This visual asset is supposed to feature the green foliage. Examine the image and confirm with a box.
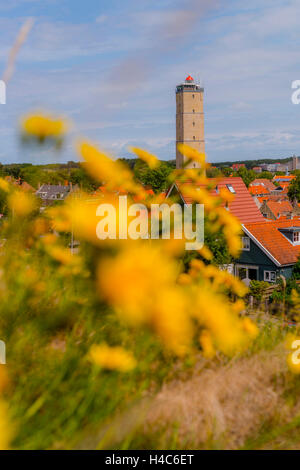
[206,167,222,178]
[288,175,300,202]
[259,172,273,180]
[249,280,269,300]
[134,161,173,193]
[220,167,232,177]
[292,256,300,280]
[237,167,256,187]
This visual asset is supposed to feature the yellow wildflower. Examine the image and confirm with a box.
[242,317,259,339]
[199,330,215,359]
[198,245,213,261]
[0,366,9,394]
[0,178,9,193]
[97,243,178,325]
[8,191,36,217]
[88,344,136,372]
[21,113,67,140]
[130,147,160,169]
[177,144,206,169]
[0,400,14,450]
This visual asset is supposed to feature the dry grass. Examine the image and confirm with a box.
[144,345,289,449]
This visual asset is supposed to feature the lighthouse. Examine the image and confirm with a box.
[176,76,205,169]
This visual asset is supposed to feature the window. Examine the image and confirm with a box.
[242,237,250,251]
[235,265,258,281]
[193,136,195,140]
[193,122,195,126]
[226,184,236,194]
[264,271,276,283]
[192,94,195,98]
[193,109,195,113]
[293,232,300,243]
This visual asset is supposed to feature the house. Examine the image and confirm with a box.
[249,179,276,192]
[4,176,35,192]
[236,219,300,283]
[273,175,295,185]
[36,183,77,206]
[232,163,245,171]
[166,176,265,224]
[260,199,298,220]
[252,166,262,173]
[249,185,270,197]
[260,163,278,172]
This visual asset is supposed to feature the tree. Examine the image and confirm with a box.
[220,167,232,177]
[237,167,256,187]
[259,171,273,180]
[288,175,300,202]
[134,161,173,193]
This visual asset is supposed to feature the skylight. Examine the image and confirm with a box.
[226,184,236,194]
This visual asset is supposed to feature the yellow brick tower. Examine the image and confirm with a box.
[176,75,205,169]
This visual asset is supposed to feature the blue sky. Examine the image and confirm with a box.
[0,0,300,164]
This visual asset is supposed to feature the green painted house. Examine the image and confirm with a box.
[234,219,300,284]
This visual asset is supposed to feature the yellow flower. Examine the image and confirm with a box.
[97,244,177,323]
[0,400,14,450]
[151,288,192,356]
[8,191,36,217]
[46,245,82,273]
[0,366,9,394]
[177,144,206,169]
[287,351,300,375]
[198,245,213,261]
[0,178,10,193]
[88,344,136,372]
[130,147,160,169]
[242,317,259,339]
[199,330,215,359]
[219,187,235,204]
[285,333,299,350]
[21,113,67,139]
[191,287,256,356]
[78,142,144,198]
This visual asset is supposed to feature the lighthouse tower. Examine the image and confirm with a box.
[176,76,205,169]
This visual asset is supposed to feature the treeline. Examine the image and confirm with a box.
[0,158,176,193]
[212,156,294,169]
[0,161,100,191]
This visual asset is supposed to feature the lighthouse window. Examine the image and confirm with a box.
[193,136,195,140]
[192,94,195,98]
[193,109,195,113]
[193,122,195,126]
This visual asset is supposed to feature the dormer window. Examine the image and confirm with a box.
[293,231,300,243]
[278,227,300,245]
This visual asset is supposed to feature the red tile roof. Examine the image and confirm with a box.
[257,194,289,205]
[232,163,245,170]
[265,200,293,218]
[273,175,296,182]
[249,185,270,196]
[170,177,265,224]
[250,179,276,191]
[243,218,300,266]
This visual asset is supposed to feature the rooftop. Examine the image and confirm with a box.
[243,218,300,266]
[168,176,265,224]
